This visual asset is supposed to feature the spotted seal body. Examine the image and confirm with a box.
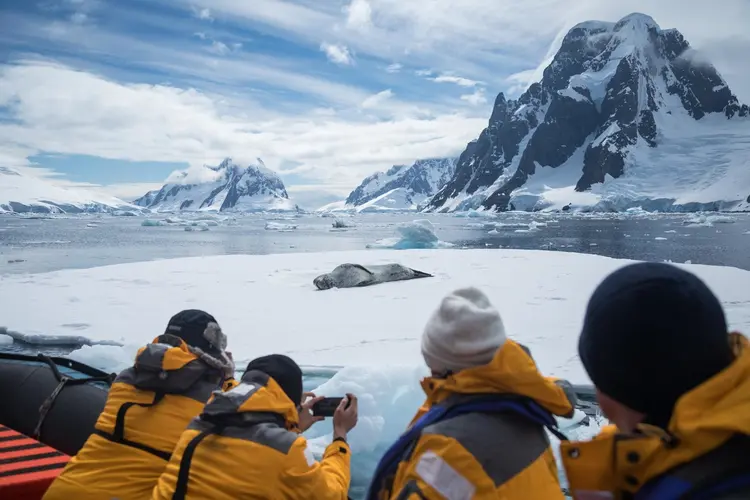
[313,263,432,290]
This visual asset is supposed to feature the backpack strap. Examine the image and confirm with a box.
[94,391,169,460]
[365,395,566,500]
[636,434,750,500]
[172,426,222,500]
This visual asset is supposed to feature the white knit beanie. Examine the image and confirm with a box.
[421,287,507,374]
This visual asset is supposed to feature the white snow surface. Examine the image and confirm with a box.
[2,249,748,379]
[2,248,748,488]
[0,167,134,213]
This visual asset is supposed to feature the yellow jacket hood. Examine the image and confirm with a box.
[202,369,300,428]
[562,332,750,498]
[412,339,574,424]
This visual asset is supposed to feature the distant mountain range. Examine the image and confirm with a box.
[0,167,139,215]
[134,158,299,213]
[318,158,457,213]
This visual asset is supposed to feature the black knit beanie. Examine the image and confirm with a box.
[244,355,303,406]
[578,262,732,429]
[164,309,223,357]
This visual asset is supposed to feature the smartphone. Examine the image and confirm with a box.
[311,397,347,417]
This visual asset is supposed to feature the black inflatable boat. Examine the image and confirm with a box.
[0,352,114,456]
[0,351,602,460]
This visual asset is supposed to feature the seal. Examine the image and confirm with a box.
[313,263,433,290]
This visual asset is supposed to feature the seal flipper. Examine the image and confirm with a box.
[409,268,432,279]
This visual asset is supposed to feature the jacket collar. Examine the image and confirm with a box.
[411,339,573,425]
[562,333,750,498]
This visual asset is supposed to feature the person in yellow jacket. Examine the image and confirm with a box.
[562,262,750,500]
[368,287,577,500]
[43,309,236,500]
[151,353,359,500]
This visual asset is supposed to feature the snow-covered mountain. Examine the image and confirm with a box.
[321,158,456,212]
[427,13,750,213]
[0,166,138,214]
[135,158,298,212]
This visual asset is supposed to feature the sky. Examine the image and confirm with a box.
[1,0,749,210]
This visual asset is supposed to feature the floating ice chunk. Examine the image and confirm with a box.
[141,219,166,227]
[68,344,141,374]
[265,222,298,231]
[305,365,427,485]
[683,214,735,228]
[367,219,452,249]
[514,221,544,233]
[655,237,668,241]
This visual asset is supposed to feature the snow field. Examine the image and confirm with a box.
[2,249,749,490]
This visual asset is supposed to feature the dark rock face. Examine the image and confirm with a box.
[346,158,456,207]
[135,158,292,212]
[427,13,748,212]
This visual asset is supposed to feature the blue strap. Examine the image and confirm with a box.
[636,471,750,500]
[365,397,563,500]
[635,475,693,500]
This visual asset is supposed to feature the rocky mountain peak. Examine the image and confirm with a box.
[427,12,749,213]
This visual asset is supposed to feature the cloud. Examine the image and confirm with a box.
[286,184,350,210]
[195,0,750,104]
[96,182,165,201]
[320,42,354,65]
[0,61,485,197]
[192,7,212,21]
[345,0,373,31]
[460,88,487,106]
[207,40,230,55]
[361,89,393,109]
[385,63,402,73]
[504,68,537,96]
[431,74,482,87]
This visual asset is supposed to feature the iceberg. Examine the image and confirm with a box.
[141,219,166,227]
[265,221,298,231]
[367,219,453,249]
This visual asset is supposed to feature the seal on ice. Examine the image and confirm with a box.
[313,263,432,290]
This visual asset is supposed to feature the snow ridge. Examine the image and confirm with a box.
[426,12,750,213]
[336,157,457,212]
[135,158,298,213]
[0,167,138,214]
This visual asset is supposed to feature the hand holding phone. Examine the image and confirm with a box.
[311,397,348,417]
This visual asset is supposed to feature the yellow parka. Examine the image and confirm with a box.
[562,332,750,500]
[151,368,351,500]
[43,334,232,500]
[378,339,575,499]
